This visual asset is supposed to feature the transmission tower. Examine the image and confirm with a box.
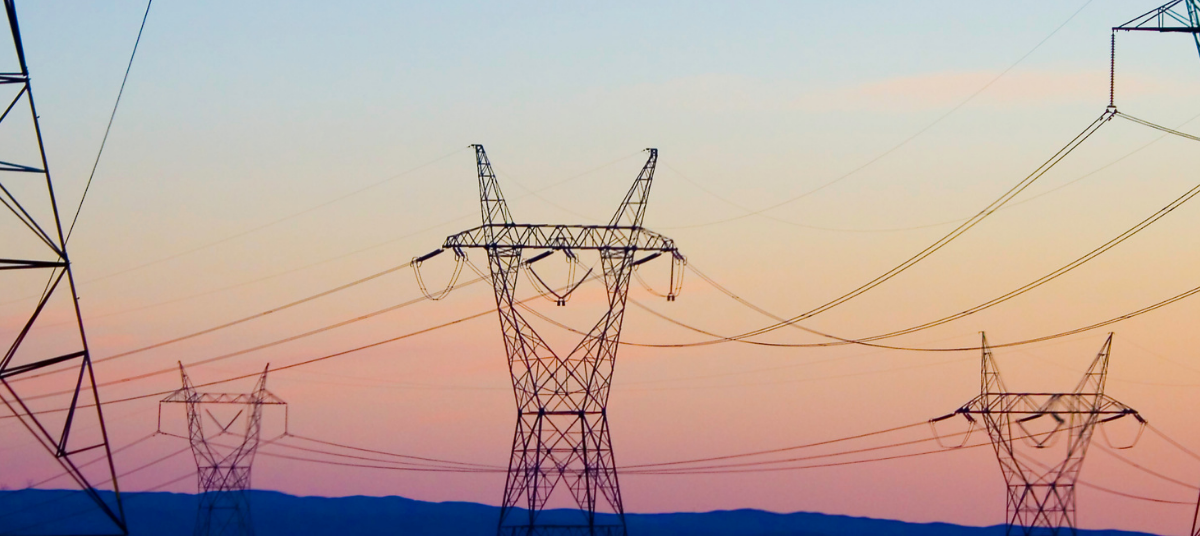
[159,364,287,536]
[424,145,683,535]
[931,334,1144,536]
[0,1,127,533]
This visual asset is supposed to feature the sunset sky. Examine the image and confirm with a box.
[4,1,1200,534]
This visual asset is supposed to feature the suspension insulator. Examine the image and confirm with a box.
[525,250,555,265]
[413,248,445,265]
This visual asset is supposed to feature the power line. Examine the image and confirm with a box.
[282,433,502,469]
[65,0,153,244]
[641,111,1115,346]
[1147,424,1200,464]
[620,422,926,469]
[0,297,499,419]
[1094,443,1198,490]
[611,261,1200,352]
[1118,111,1200,142]
[2,263,600,419]
[625,442,987,476]
[11,260,419,384]
[261,441,497,471]
[252,448,500,474]
[21,277,485,403]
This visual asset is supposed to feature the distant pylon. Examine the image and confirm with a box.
[160,364,287,536]
[0,1,126,533]
[425,145,684,535]
[931,334,1145,536]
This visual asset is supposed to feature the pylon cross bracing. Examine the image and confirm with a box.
[160,364,287,536]
[932,334,1144,536]
[0,1,126,533]
[435,145,683,536]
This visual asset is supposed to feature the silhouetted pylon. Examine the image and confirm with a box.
[160,364,287,536]
[932,333,1145,535]
[423,145,684,535]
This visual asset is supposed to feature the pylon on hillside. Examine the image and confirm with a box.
[422,145,684,535]
[160,364,287,536]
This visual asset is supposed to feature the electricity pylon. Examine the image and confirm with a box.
[931,334,1144,536]
[0,1,126,533]
[160,364,287,536]
[431,145,683,535]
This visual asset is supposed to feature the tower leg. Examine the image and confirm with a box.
[195,466,254,536]
[1006,482,1076,536]
[498,411,627,536]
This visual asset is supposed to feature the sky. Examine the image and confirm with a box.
[4,0,1200,534]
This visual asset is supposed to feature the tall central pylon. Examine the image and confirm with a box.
[931,334,1144,535]
[435,145,683,535]
[160,364,287,536]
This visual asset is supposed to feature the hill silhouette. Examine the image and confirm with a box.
[0,490,1162,536]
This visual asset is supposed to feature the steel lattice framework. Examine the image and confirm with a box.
[0,1,126,533]
[160,364,286,536]
[434,145,682,536]
[932,334,1144,536]
[1114,0,1200,60]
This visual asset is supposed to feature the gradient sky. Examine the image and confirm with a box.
[4,1,1200,534]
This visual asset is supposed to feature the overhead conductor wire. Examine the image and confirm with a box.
[65,0,153,243]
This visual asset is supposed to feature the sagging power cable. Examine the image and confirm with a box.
[66,0,153,244]
[283,432,501,470]
[412,249,464,300]
[1117,111,1200,142]
[534,259,1200,352]
[13,260,421,384]
[19,276,486,403]
[651,111,1115,345]
[2,267,589,419]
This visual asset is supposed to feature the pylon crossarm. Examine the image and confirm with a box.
[159,388,194,404]
[1113,0,1200,65]
[161,392,286,405]
[1115,0,1200,31]
[444,224,679,253]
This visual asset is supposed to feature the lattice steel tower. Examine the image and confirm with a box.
[430,145,683,535]
[160,364,286,536]
[0,1,126,533]
[932,334,1144,535]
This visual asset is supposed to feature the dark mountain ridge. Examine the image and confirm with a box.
[0,490,1161,536]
